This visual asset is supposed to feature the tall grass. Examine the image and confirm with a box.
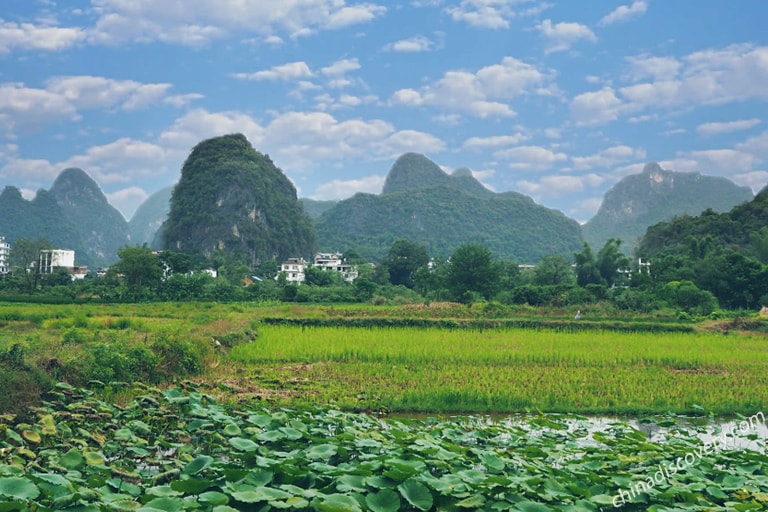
[231,325,768,414]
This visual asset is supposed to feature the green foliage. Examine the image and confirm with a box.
[316,181,583,263]
[533,255,575,287]
[445,243,503,302]
[4,385,768,511]
[162,133,316,268]
[383,239,429,288]
[584,163,753,254]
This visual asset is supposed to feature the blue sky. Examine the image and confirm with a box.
[1,1,767,223]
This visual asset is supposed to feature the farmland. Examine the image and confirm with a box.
[1,301,768,510]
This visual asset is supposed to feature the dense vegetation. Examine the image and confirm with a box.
[316,189,582,262]
[162,134,316,268]
[583,163,753,253]
[2,383,767,511]
[0,169,131,268]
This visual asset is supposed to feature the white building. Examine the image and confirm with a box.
[313,252,358,282]
[0,237,9,274]
[278,257,308,283]
[39,249,75,274]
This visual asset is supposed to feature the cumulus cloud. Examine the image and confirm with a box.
[391,56,550,118]
[312,175,385,200]
[697,119,761,136]
[107,186,150,220]
[569,87,624,125]
[0,76,185,134]
[494,145,568,170]
[0,20,85,53]
[87,0,387,46]
[445,0,522,29]
[537,19,596,53]
[572,145,646,170]
[232,61,314,81]
[321,58,361,76]
[384,35,434,52]
[598,1,648,26]
[462,134,528,149]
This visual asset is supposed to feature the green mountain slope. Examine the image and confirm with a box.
[129,186,173,247]
[0,169,131,267]
[161,134,316,266]
[316,155,582,262]
[49,168,132,266]
[583,163,753,252]
[638,185,768,258]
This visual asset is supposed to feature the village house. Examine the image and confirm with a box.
[277,252,359,284]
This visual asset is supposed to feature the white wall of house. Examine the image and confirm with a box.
[0,237,9,274]
[39,249,75,274]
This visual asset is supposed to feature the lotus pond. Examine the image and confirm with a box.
[1,383,768,511]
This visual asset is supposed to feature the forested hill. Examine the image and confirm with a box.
[0,168,131,267]
[161,133,316,266]
[129,186,172,247]
[638,185,768,259]
[583,163,753,252]
[49,168,132,266]
[316,154,582,262]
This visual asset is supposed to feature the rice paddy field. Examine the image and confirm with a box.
[227,324,768,415]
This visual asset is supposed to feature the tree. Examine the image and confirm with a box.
[533,255,574,286]
[383,239,429,288]
[573,242,602,287]
[112,245,163,300]
[596,238,630,287]
[749,227,768,264]
[445,243,503,302]
[157,251,191,276]
[9,237,53,293]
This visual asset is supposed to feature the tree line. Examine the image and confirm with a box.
[3,234,765,316]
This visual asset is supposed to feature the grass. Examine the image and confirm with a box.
[0,301,766,415]
[227,324,768,415]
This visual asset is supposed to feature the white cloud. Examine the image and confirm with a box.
[734,171,768,192]
[598,1,648,26]
[625,55,681,81]
[0,20,85,53]
[537,19,596,53]
[107,186,149,220]
[46,76,172,111]
[517,173,603,199]
[569,87,623,125]
[321,58,361,76]
[688,149,755,173]
[391,56,550,118]
[494,145,567,170]
[384,35,434,52]
[87,0,387,46]
[312,175,385,200]
[697,119,761,136]
[445,0,522,29]
[462,134,527,149]
[572,145,646,170]
[232,61,314,81]
[325,4,386,29]
[619,44,768,111]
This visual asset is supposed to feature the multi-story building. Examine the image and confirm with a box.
[278,257,308,283]
[313,252,358,282]
[39,249,75,274]
[0,237,9,275]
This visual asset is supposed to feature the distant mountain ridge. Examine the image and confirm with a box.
[583,163,753,253]
[129,186,173,247]
[0,168,131,267]
[315,153,582,261]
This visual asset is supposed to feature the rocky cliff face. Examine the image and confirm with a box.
[583,162,753,252]
[161,134,316,266]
